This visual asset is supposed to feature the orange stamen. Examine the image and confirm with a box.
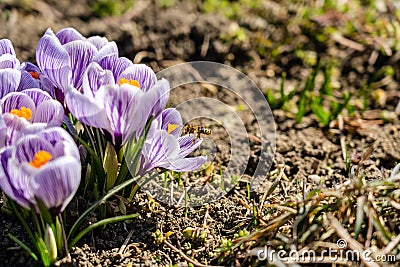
[29,71,39,79]
[29,150,52,168]
[10,107,33,120]
[118,78,140,88]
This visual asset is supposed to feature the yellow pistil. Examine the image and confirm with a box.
[29,150,52,168]
[118,78,140,88]
[10,107,33,120]
[167,123,179,134]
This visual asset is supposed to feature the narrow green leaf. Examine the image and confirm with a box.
[67,175,139,242]
[311,100,330,126]
[70,213,139,247]
[55,216,64,251]
[35,234,51,267]
[8,233,38,261]
[9,200,38,252]
[104,142,119,190]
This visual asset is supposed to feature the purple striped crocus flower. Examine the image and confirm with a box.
[0,127,81,214]
[139,108,207,175]
[1,88,64,126]
[36,28,116,94]
[64,61,169,147]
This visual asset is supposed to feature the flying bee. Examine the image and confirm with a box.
[182,125,212,141]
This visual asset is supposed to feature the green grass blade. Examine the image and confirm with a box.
[70,213,139,247]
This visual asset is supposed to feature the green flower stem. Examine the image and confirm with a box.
[70,213,139,247]
[58,214,71,260]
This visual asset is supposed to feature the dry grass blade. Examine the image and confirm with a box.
[327,213,380,267]
[382,233,400,255]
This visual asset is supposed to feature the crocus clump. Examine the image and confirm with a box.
[37,28,170,147]
[0,26,209,265]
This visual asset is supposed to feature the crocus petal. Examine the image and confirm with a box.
[95,83,145,145]
[0,39,16,56]
[142,78,170,119]
[159,156,207,172]
[160,108,183,137]
[1,92,36,117]
[0,68,21,98]
[87,36,109,51]
[15,135,55,163]
[53,140,79,158]
[64,41,97,89]
[92,41,119,63]
[31,156,81,212]
[3,112,31,132]
[34,100,64,126]
[56,27,85,44]
[22,88,52,106]
[177,135,203,157]
[65,86,111,131]
[0,150,32,210]
[21,62,41,73]
[36,29,71,92]
[0,111,6,148]
[18,71,41,91]
[145,130,180,164]
[97,56,133,82]
[119,64,157,92]
[36,127,79,159]
[0,53,20,69]
[82,62,114,98]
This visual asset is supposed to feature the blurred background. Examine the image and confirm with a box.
[1,0,400,123]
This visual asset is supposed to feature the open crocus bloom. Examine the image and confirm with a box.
[0,127,81,214]
[1,89,64,126]
[139,108,207,175]
[64,61,169,147]
[36,28,116,93]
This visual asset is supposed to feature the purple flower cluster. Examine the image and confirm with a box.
[0,27,206,213]
[0,39,79,213]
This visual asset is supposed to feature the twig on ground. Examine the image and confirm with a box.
[382,233,400,255]
[117,230,134,256]
[163,239,221,267]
